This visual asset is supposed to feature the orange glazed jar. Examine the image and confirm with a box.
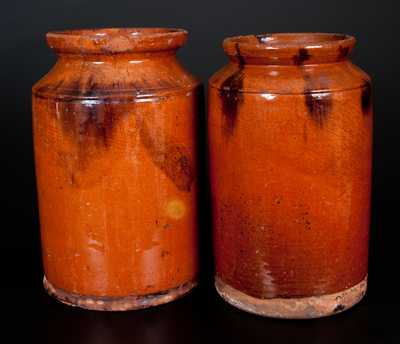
[208,33,372,318]
[32,28,199,310]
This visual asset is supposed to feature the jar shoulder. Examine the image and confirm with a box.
[209,61,371,94]
[33,56,200,100]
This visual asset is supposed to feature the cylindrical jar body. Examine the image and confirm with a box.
[32,28,199,310]
[208,33,372,319]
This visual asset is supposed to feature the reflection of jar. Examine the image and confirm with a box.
[32,28,199,310]
[208,33,372,318]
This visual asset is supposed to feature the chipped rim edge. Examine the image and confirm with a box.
[215,275,367,319]
[44,276,197,311]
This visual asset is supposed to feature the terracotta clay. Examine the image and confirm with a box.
[32,28,200,310]
[208,33,372,319]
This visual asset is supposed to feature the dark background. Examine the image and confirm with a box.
[1,0,399,343]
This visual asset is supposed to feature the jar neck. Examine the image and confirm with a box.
[224,33,356,66]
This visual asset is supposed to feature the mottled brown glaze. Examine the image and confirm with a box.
[219,43,245,136]
[208,33,372,318]
[32,28,200,310]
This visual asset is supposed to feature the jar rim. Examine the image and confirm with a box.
[47,28,188,55]
[223,33,356,65]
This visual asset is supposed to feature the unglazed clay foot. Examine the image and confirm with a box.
[44,276,196,311]
[215,276,367,319]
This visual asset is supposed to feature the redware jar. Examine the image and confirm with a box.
[208,33,372,319]
[32,28,200,311]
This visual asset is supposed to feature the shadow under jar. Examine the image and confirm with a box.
[208,33,372,319]
[32,28,200,311]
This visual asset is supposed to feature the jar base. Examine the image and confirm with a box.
[44,276,197,311]
[215,275,367,319]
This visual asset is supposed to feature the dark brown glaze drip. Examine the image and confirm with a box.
[303,73,332,127]
[59,100,118,151]
[53,78,196,191]
[49,77,125,188]
[338,46,350,60]
[293,48,311,65]
[219,43,244,136]
[138,117,194,192]
[304,91,332,127]
[55,100,121,188]
[361,80,372,116]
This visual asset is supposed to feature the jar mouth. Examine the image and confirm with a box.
[47,28,188,55]
[223,33,356,65]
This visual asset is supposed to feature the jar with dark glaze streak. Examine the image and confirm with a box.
[208,33,372,319]
[32,28,200,311]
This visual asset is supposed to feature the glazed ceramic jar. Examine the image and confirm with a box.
[32,28,200,310]
[208,33,372,318]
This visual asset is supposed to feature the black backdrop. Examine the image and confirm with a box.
[1,1,399,343]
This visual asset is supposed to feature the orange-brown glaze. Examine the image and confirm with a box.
[209,33,372,300]
[32,28,199,303]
